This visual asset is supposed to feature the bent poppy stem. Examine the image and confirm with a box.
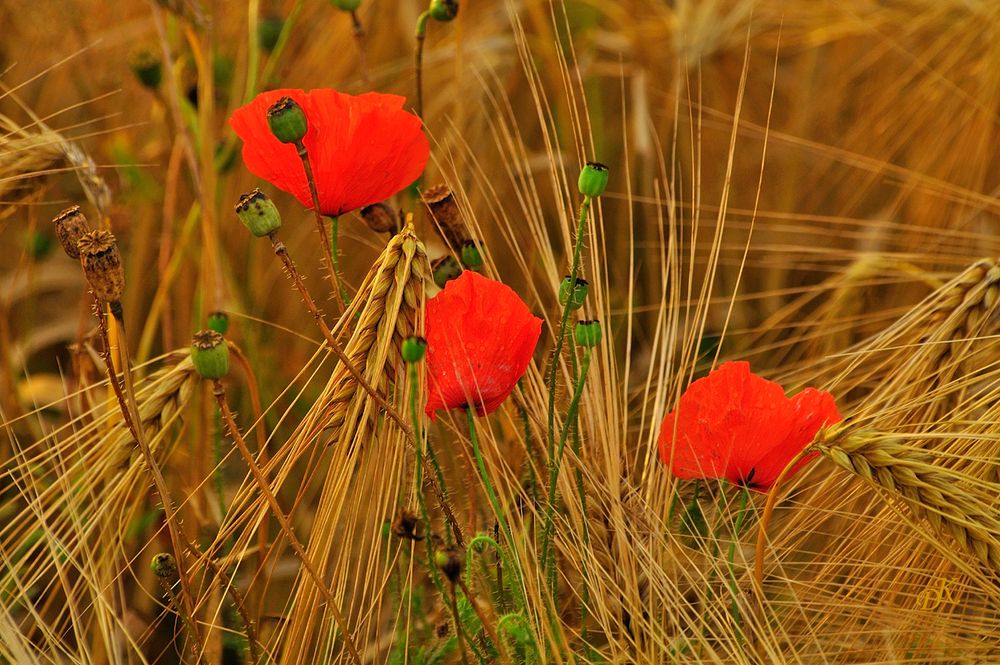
[266,232,409,432]
[212,380,363,664]
[540,345,593,592]
[328,215,352,308]
[466,407,525,607]
[725,486,752,638]
[414,11,430,117]
[293,140,345,313]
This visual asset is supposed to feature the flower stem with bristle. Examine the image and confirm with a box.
[328,215,352,307]
[293,140,345,312]
[212,379,363,664]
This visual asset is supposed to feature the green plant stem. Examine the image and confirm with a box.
[293,140,344,312]
[407,361,445,595]
[540,345,593,591]
[328,215,351,308]
[414,11,430,117]
[726,486,752,635]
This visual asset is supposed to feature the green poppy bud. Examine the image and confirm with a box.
[150,552,178,579]
[235,188,282,237]
[432,255,462,289]
[257,15,284,53]
[460,240,483,268]
[402,336,427,363]
[266,96,308,144]
[559,276,588,310]
[207,310,229,334]
[130,50,162,90]
[191,330,229,380]
[574,319,602,348]
[331,0,362,10]
[434,545,462,583]
[428,0,458,21]
[577,161,609,198]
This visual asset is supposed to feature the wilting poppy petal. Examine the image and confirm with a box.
[228,88,429,217]
[657,361,841,491]
[425,271,543,421]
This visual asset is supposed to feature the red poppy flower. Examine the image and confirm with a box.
[657,361,841,491]
[228,88,429,216]
[425,271,543,421]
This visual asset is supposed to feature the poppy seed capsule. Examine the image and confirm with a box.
[391,508,422,541]
[266,96,308,144]
[360,202,399,234]
[235,189,282,237]
[434,545,463,583]
[429,0,458,21]
[402,336,427,363]
[78,230,125,303]
[150,553,178,579]
[207,311,229,334]
[575,319,602,348]
[432,255,462,289]
[460,240,484,268]
[331,0,362,9]
[578,161,609,198]
[559,276,589,310]
[130,50,162,89]
[53,205,91,259]
[191,330,229,380]
[422,184,464,248]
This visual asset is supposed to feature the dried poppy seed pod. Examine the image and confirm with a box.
[559,276,589,310]
[53,205,91,259]
[331,0,361,9]
[266,96,308,144]
[402,336,427,363]
[429,0,458,21]
[391,508,423,541]
[130,50,162,90]
[207,311,229,334]
[434,545,463,583]
[460,240,483,269]
[235,189,282,237]
[361,202,399,234]
[578,161,609,198]
[78,230,125,303]
[191,330,229,380]
[422,184,464,248]
[150,552,178,579]
[432,255,462,289]
[574,319,602,348]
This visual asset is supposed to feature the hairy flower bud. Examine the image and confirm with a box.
[559,276,589,310]
[429,0,458,21]
[150,552,178,579]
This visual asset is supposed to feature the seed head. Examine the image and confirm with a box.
[53,205,91,259]
[460,240,484,269]
[360,202,399,234]
[432,255,462,289]
[575,319,602,348]
[559,276,589,310]
[266,96,308,144]
[402,336,428,363]
[78,230,125,303]
[578,161,609,198]
[235,188,282,237]
[422,184,464,248]
[429,0,458,22]
[191,330,230,380]
[150,552,178,579]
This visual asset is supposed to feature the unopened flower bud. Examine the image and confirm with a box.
[53,205,91,259]
[460,240,483,268]
[361,202,399,234]
[257,15,284,52]
[434,545,463,583]
[331,0,362,10]
[559,276,588,310]
[266,96,308,144]
[78,230,125,303]
[429,0,458,21]
[191,330,229,380]
[574,319,602,348]
[432,255,462,289]
[391,508,422,541]
[577,161,609,198]
[422,184,464,248]
[235,188,282,237]
[151,552,178,579]
[402,336,427,363]
[207,311,229,334]
[130,50,162,90]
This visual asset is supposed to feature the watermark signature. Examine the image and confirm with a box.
[916,577,959,610]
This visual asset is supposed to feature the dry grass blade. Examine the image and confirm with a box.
[814,424,1000,571]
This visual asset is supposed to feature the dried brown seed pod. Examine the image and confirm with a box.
[52,206,91,259]
[421,184,465,248]
[78,230,125,303]
[391,508,423,541]
[361,202,400,234]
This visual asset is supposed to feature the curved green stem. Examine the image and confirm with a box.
[540,346,593,589]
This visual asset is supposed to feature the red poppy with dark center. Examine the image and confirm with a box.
[657,361,841,491]
[425,271,543,420]
[229,88,429,216]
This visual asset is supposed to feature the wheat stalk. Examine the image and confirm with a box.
[814,424,1000,570]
